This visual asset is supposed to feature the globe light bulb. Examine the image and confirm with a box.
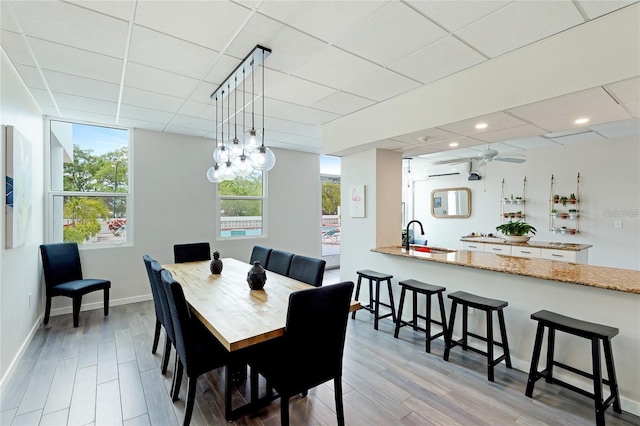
[229,137,243,158]
[231,155,254,178]
[249,146,276,171]
[206,165,224,183]
[243,129,260,151]
[213,145,230,164]
[222,161,236,180]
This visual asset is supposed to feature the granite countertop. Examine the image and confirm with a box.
[460,236,592,251]
[372,246,640,294]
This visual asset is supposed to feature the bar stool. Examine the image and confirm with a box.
[443,291,512,382]
[351,270,396,330]
[393,279,447,353]
[525,310,621,426]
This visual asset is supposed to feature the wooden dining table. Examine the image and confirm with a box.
[161,257,360,420]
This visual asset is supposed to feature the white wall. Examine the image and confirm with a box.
[410,136,639,270]
[0,50,45,386]
[53,129,323,316]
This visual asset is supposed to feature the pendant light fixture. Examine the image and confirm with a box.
[207,45,274,184]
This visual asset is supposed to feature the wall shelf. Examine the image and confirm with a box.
[549,173,581,234]
[501,177,526,222]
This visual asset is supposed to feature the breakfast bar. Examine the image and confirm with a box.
[366,246,640,415]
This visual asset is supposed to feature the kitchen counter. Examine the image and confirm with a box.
[372,246,640,294]
[460,236,592,251]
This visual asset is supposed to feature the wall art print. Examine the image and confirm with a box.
[349,185,365,218]
[4,125,32,248]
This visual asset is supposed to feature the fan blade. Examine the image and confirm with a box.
[476,158,488,167]
[494,156,526,163]
[428,158,472,166]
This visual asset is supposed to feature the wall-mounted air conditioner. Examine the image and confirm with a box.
[426,161,470,178]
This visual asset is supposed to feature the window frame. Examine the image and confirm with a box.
[216,172,268,240]
[45,117,133,249]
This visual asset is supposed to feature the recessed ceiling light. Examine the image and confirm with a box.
[575,118,590,124]
[475,123,488,129]
[418,136,431,143]
[449,142,459,147]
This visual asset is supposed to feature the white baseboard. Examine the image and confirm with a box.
[48,293,152,317]
[0,312,43,396]
[0,294,152,396]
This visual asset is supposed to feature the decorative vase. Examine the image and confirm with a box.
[210,251,223,274]
[247,261,267,290]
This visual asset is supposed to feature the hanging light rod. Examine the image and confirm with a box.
[210,45,271,101]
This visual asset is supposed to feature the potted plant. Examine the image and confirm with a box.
[559,196,568,207]
[569,228,577,235]
[516,211,522,218]
[551,208,558,218]
[569,193,577,204]
[553,194,560,204]
[559,212,569,219]
[509,212,516,218]
[495,220,537,243]
[503,212,509,218]
[552,227,560,234]
[515,196,523,205]
[568,209,578,220]
[560,226,568,234]
[504,197,509,203]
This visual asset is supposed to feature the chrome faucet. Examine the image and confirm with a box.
[405,220,425,251]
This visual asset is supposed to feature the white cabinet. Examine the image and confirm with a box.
[511,246,542,258]
[462,242,485,252]
[541,249,579,263]
[484,244,512,255]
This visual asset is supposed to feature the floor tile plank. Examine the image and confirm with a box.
[43,356,78,414]
[95,380,122,426]
[68,365,97,426]
[118,360,147,421]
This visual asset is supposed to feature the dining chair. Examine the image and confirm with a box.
[265,249,294,276]
[151,260,175,375]
[249,281,354,426]
[160,269,229,426]
[142,255,165,354]
[250,245,272,267]
[39,242,110,327]
[173,242,211,263]
[288,255,326,287]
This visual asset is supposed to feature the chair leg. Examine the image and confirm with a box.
[152,320,161,354]
[351,275,362,320]
[462,305,469,351]
[437,292,448,345]
[72,296,82,328]
[386,279,397,323]
[545,328,556,383]
[592,338,605,426]
[497,309,512,368]
[172,359,183,401]
[225,365,233,421]
[44,296,52,325]
[426,293,432,353]
[373,279,380,330]
[602,337,622,413]
[250,366,259,416]
[526,322,545,398]
[183,377,197,426]
[103,288,109,316]
[280,395,290,426]
[394,287,406,338]
[335,377,345,426]
[161,333,172,374]
[444,302,457,361]
[486,310,495,382]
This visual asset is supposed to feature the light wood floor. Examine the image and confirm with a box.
[2,286,639,425]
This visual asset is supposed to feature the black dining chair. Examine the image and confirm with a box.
[151,260,175,375]
[142,255,165,354]
[250,245,272,267]
[39,242,110,328]
[173,242,211,263]
[288,255,326,287]
[160,269,229,426]
[249,281,354,426]
[265,249,294,276]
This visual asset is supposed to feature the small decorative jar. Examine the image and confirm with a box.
[210,251,223,274]
[247,261,267,290]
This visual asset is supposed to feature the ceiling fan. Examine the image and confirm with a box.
[476,148,526,167]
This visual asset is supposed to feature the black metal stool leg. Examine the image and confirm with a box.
[412,290,418,331]
[486,310,495,382]
[602,337,622,413]
[498,309,512,368]
[526,322,545,397]
[545,328,556,383]
[592,338,605,426]
[394,287,406,338]
[437,292,448,346]
[443,302,457,361]
[386,278,397,323]
[462,305,469,350]
[352,275,362,320]
[373,279,380,330]
[425,293,432,353]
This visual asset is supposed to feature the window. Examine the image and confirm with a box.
[48,120,130,246]
[217,170,265,238]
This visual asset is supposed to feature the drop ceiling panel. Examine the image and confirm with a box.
[176,100,216,121]
[119,104,175,124]
[402,136,484,157]
[468,142,525,154]
[169,115,214,132]
[118,117,165,132]
[264,117,321,139]
[128,26,219,79]
[1,30,36,66]
[507,87,618,122]
[53,92,117,116]
[13,65,46,90]
[203,54,242,85]
[344,68,421,103]
[29,89,55,107]
[439,111,529,136]
[335,2,448,66]
[293,46,381,90]
[311,91,375,115]
[263,98,306,120]
[626,102,640,117]
[124,62,199,99]
[535,104,631,132]
[0,2,20,32]
[265,75,336,105]
[389,36,486,85]
[473,124,549,143]
[576,0,637,19]
[256,1,386,43]
[164,125,209,138]
[549,131,607,145]
[226,13,328,74]
[390,127,462,145]
[499,136,561,150]
[27,38,123,84]
[41,105,62,117]
[456,1,584,58]
[590,118,640,139]
[287,107,341,126]
[134,0,251,51]
[121,87,184,113]
[10,0,129,58]
[67,1,134,21]
[406,0,510,32]
[43,70,120,102]
[606,76,640,104]
[58,108,116,124]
